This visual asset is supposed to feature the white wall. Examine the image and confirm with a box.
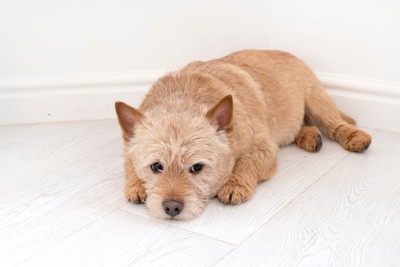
[270,0,400,84]
[0,0,399,132]
[0,0,270,80]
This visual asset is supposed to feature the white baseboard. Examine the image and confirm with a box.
[0,71,164,125]
[317,72,400,133]
[1,71,399,133]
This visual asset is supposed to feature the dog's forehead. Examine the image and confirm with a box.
[132,112,217,163]
[145,111,210,137]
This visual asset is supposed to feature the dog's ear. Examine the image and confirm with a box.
[206,95,233,131]
[115,101,144,141]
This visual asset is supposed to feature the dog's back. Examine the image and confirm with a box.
[144,50,312,147]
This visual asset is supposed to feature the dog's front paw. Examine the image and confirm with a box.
[218,181,254,205]
[124,181,146,204]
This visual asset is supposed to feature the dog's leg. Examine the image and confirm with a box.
[218,142,278,204]
[305,83,371,152]
[339,110,356,125]
[295,125,322,152]
[124,156,146,203]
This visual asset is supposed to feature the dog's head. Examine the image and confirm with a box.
[115,95,235,220]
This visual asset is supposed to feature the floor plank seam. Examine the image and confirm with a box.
[281,151,352,209]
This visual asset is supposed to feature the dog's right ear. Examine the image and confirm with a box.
[115,101,144,141]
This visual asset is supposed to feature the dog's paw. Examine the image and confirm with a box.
[335,125,372,153]
[124,181,146,204]
[217,181,253,205]
[345,130,372,152]
[295,126,322,152]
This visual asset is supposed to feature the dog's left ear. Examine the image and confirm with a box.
[115,101,144,141]
[206,95,233,131]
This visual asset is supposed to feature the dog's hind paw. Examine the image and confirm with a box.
[217,181,254,205]
[295,126,322,152]
[334,125,372,153]
[124,181,147,204]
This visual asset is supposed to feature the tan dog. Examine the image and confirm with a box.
[115,50,371,220]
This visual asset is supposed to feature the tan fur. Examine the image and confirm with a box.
[295,126,322,152]
[115,50,372,220]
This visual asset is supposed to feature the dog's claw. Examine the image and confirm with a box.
[314,133,323,152]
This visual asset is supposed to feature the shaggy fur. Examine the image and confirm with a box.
[115,50,372,220]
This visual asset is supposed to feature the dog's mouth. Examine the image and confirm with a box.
[164,215,181,221]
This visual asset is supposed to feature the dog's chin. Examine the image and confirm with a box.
[155,212,201,221]
[146,195,208,221]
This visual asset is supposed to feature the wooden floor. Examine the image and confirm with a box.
[1,120,399,266]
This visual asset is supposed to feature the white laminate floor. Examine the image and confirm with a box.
[1,120,399,266]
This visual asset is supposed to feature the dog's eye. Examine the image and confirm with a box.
[189,163,203,174]
[150,162,163,173]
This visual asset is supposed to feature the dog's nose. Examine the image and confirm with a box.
[163,200,183,217]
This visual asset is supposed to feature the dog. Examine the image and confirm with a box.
[115,50,372,220]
